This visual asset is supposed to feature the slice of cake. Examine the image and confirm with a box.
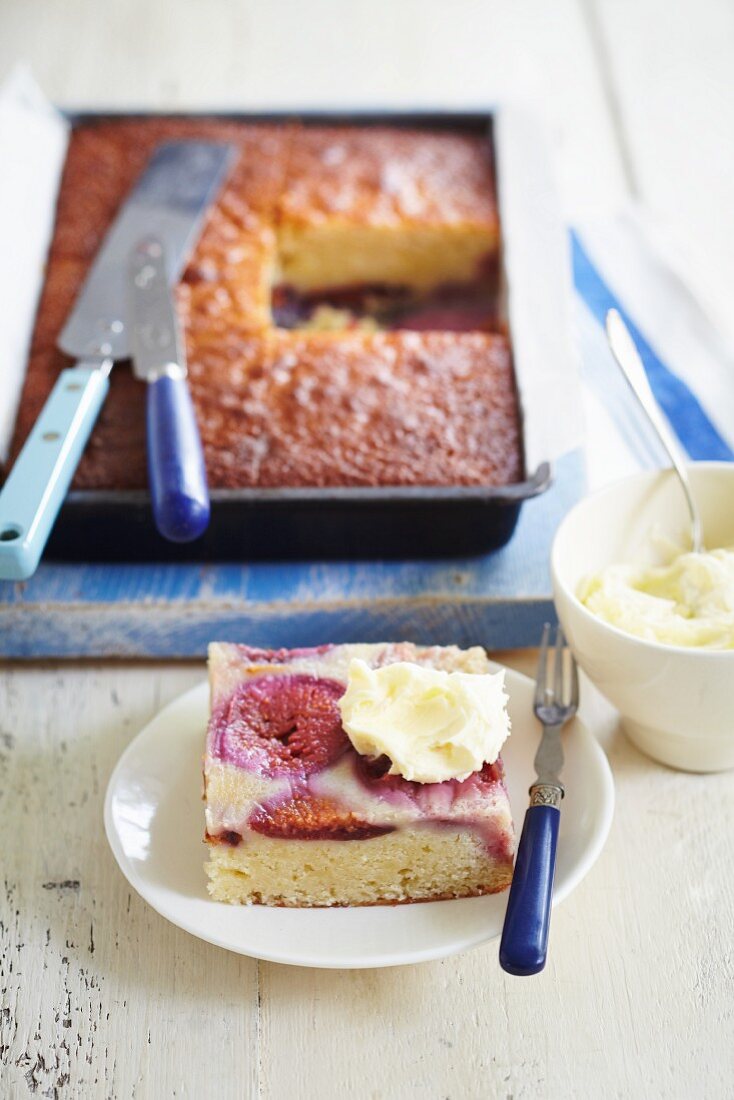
[277,127,499,291]
[184,330,522,490]
[204,642,515,907]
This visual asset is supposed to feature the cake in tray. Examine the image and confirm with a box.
[205,642,515,907]
[6,118,523,493]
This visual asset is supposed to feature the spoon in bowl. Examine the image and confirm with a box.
[605,308,704,553]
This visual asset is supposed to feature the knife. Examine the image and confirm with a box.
[0,140,235,581]
[129,236,208,542]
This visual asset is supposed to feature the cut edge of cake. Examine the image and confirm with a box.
[276,221,498,293]
[206,827,513,908]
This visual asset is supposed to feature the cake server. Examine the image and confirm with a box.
[499,623,578,976]
[0,140,234,580]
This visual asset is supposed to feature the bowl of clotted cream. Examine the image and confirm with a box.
[551,462,734,771]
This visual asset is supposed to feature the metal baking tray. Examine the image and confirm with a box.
[30,108,572,561]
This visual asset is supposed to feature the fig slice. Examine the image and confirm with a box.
[249,795,394,841]
[215,674,349,776]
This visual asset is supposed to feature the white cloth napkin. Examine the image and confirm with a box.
[572,207,734,491]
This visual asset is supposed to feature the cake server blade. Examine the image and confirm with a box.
[59,140,234,360]
[0,140,235,580]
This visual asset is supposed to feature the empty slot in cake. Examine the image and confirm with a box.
[270,276,501,333]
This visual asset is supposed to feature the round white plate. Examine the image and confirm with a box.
[104,667,614,969]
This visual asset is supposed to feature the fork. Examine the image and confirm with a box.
[499,623,579,976]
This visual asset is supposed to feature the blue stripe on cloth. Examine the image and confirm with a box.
[571,231,734,462]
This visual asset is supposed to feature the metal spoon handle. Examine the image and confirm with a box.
[605,308,703,552]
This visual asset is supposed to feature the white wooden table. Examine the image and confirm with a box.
[2,2,734,1096]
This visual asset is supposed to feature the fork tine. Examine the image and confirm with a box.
[569,650,580,708]
[553,624,565,703]
[534,623,551,707]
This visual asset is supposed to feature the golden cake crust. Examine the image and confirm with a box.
[280,126,499,229]
[189,330,522,489]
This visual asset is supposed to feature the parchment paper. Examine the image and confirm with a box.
[0,67,68,464]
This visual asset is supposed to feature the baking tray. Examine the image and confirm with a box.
[20,108,573,562]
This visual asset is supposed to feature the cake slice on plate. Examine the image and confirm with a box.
[204,642,515,907]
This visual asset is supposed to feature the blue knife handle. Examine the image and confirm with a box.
[146,372,209,543]
[499,803,560,976]
[0,361,110,581]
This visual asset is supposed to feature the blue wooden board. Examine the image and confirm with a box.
[0,451,583,658]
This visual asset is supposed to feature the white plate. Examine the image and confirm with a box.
[104,667,614,969]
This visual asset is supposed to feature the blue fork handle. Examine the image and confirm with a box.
[146,372,210,543]
[0,361,110,581]
[499,803,560,976]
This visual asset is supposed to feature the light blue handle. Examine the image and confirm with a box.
[0,362,110,580]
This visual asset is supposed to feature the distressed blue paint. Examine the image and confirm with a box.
[0,451,583,657]
[0,598,558,659]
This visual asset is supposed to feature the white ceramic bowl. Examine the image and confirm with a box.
[551,462,734,772]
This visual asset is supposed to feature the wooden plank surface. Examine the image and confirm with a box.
[0,663,260,1099]
[2,1,734,1097]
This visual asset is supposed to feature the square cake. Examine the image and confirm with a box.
[204,642,515,907]
[6,118,522,494]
